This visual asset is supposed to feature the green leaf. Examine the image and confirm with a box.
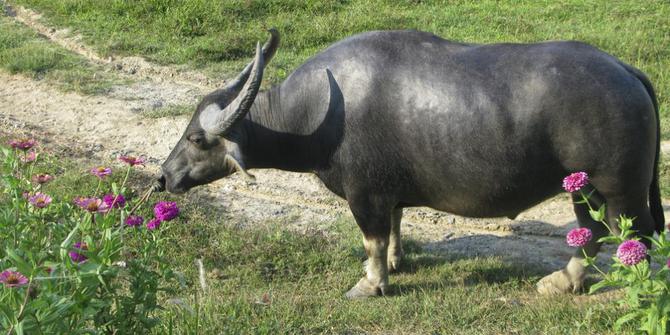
[589,205,606,222]
[5,249,33,274]
[614,311,641,331]
[588,280,611,294]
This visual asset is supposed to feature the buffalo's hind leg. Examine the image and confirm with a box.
[537,191,609,294]
[538,187,657,295]
[345,195,393,299]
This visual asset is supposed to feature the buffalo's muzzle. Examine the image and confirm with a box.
[153,175,166,192]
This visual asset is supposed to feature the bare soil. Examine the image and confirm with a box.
[3,6,668,273]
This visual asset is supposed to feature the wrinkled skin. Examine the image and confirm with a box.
[159,29,663,298]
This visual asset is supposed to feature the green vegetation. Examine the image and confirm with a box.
[144,104,195,119]
[0,136,632,334]
[0,15,122,94]
[7,0,670,136]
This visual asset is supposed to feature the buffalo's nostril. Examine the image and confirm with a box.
[153,175,166,192]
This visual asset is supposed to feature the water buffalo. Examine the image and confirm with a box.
[157,29,663,298]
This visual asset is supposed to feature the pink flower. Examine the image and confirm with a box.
[103,193,126,209]
[146,218,161,230]
[125,215,144,227]
[21,151,37,163]
[562,172,589,193]
[29,192,52,208]
[0,270,29,288]
[119,155,145,167]
[74,197,108,213]
[8,138,36,151]
[563,172,589,192]
[32,174,54,185]
[566,227,592,247]
[616,240,647,266]
[154,201,180,221]
[69,242,88,263]
[90,166,112,179]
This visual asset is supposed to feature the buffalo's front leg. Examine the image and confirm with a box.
[345,195,393,299]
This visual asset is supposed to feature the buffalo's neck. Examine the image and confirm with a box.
[240,87,334,173]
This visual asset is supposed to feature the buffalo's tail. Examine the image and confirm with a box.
[621,62,665,234]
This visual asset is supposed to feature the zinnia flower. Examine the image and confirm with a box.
[32,174,54,184]
[0,270,29,288]
[566,227,592,247]
[125,215,144,227]
[21,151,37,163]
[146,218,161,230]
[74,197,108,213]
[103,193,126,209]
[119,155,145,167]
[90,166,112,179]
[616,240,647,266]
[8,138,36,151]
[562,172,589,193]
[69,242,88,263]
[29,192,52,208]
[154,201,180,221]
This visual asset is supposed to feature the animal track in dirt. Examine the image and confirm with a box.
[3,6,669,273]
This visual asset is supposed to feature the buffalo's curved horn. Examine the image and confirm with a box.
[201,42,265,135]
[222,28,279,94]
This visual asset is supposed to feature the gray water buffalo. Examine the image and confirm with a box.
[158,29,663,298]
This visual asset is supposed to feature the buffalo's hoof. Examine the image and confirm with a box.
[345,278,386,299]
[536,270,582,295]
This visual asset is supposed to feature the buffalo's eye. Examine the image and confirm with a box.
[188,134,205,147]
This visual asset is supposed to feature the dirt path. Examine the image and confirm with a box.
[2,6,668,273]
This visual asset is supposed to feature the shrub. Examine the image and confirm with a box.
[0,139,180,334]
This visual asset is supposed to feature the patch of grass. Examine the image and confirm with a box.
[144,104,195,119]
[0,15,122,94]
[9,0,670,137]
[158,213,629,334]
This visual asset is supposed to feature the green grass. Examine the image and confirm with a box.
[0,15,122,94]
[144,104,195,119]
[158,214,630,334]
[8,0,670,137]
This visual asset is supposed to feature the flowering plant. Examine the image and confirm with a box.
[563,172,670,334]
[0,139,182,334]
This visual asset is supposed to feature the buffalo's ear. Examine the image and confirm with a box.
[199,42,265,136]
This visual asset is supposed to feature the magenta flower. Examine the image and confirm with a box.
[90,166,112,179]
[0,270,29,288]
[29,192,52,208]
[119,155,146,167]
[566,227,592,247]
[125,215,144,227]
[562,172,589,193]
[146,218,161,230]
[74,197,109,213]
[32,174,54,184]
[69,242,88,263]
[21,151,37,163]
[103,193,126,209]
[616,240,647,266]
[154,201,180,221]
[8,138,36,151]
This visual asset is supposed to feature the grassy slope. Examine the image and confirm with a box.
[8,0,670,137]
[0,15,122,94]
